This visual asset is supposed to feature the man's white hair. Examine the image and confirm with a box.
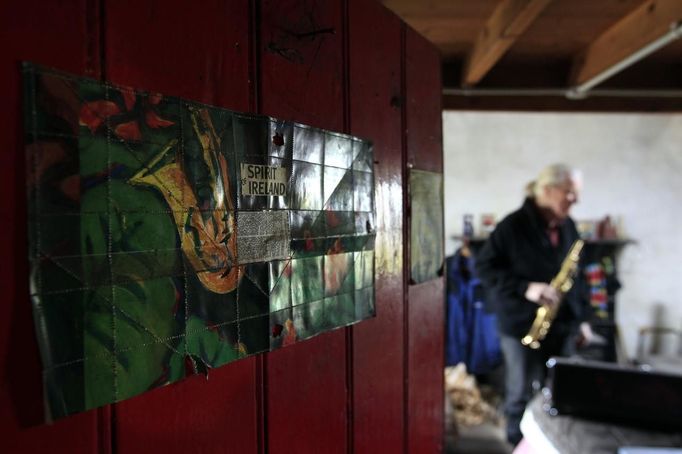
[525,163,581,198]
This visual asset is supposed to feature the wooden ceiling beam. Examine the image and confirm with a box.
[571,0,682,87]
[462,0,553,86]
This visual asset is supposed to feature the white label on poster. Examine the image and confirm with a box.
[237,211,290,263]
[240,164,288,196]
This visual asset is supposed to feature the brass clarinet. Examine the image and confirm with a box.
[521,239,585,349]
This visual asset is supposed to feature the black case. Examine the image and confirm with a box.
[544,357,682,431]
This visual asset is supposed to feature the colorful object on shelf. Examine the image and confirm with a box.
[577,220,598,240]
[596,215,618,240]
[479,213,496,236]
[462,214,474,238]
[23,63,375,420]
[585,262,608,318]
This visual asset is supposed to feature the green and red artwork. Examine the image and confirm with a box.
[23,63,375,420]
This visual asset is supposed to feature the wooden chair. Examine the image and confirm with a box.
[634,326,682,374]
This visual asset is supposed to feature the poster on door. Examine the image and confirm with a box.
[23,63,375,420]
[409,169,444,284]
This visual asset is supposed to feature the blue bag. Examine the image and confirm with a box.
[468,281,502,374]
[445,251,502,373]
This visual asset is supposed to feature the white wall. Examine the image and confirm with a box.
[443,111,682,358]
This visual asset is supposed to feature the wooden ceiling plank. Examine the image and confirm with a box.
[571,0,682,86]
[462,0,553,86]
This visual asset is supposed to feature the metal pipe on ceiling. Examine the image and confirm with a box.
[442,88,682,99]
[444,21,682,100]
[570,21,682,97]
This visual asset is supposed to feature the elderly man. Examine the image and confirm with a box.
[476,163,594,446]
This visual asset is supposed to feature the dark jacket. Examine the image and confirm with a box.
[475,198,590,342]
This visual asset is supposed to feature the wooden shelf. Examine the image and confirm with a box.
[451,235,635,246]
[583,238,636,247]
[451,235,488,243]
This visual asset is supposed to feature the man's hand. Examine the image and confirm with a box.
[577,322,607,347]
[525,282,560,307]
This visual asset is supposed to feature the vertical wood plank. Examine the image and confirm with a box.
[104,2,260,453]
[260,0,345,129]
[404,26,445,454]
[405,28,442,173]
[0,0,100,452]
[104,0,251,108]
[348,1,405,452]
[407,279,445,453]
[260,1,348,453]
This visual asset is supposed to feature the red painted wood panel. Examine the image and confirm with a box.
[2,2,447,453]
[259,0,345,128]
[348,1,405,452]
[104,0,251,109]
[405,27,443,173]
[260,1,348,452]
[114,366,258,454]
[104,2,260,453]
[407,280,445,453]
[0,0,101,453]
[405,26,445,454]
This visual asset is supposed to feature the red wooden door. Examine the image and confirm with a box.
[0,1,444,453]
[349,1,405,453]
[405,26,445,454]
[260,2,348,452]
[1,1,103,453]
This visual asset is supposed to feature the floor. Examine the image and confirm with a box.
[446,418,513,454]
[445,365,513,454]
